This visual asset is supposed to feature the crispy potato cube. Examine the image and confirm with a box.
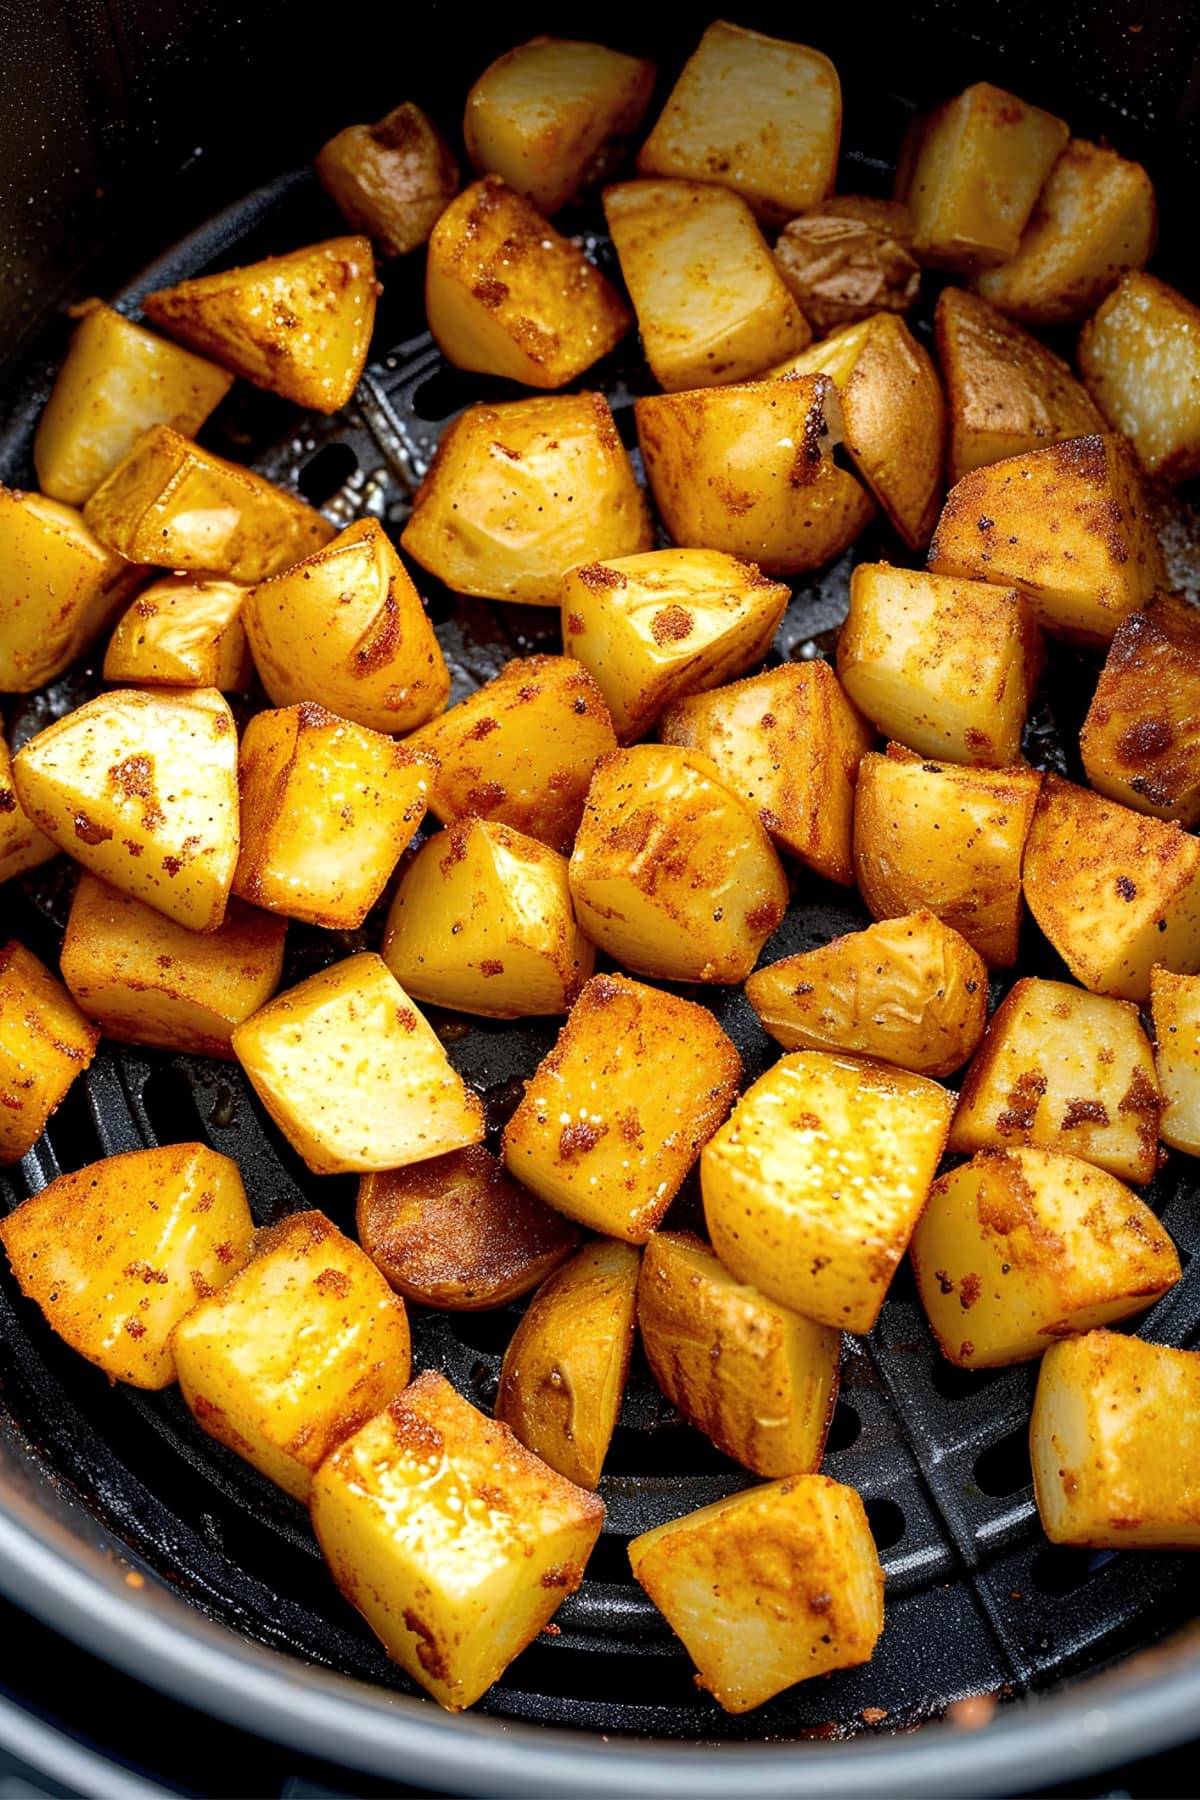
[0,942,98,1165]
[659,661,873,884]
[1081,595,1200,826]
[1022,774,1200,1001]
[173,1210,410,1499]
[1032,1330,1200,1549]
[315,103,459,259]
[1079,272,1200,482]
[746,912,987,1078]
[0,1143,251,1386]
[103,574,249,690]
[311,1370,604,1710]
[561,548,790,742]
[853,747,1042,967]
[357,1146,578,1310]
[1151,966,1200,1154]
[0,724,56,885]
[911,1147,1180,1368]
[629,1474,884,1712]
[569,745,788,983]
[603,179,809,391]
[836,563,1042,765]
[465,38,654,215]
[637,22,839,223]
[381,817,592,1018]
[502,972,740,1242]
[0,485,144,692]
[426,176,630,387]
[974,139,1157,325]
[401,394,650,606]
[408,655,616,854]
[83,426,334,581]
[703,1051,953,1333]
[774,210,919,337]
[496,1240,639,1488]
[927,434,1165,645]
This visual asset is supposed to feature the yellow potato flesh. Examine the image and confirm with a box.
[1151,965,1200,1155]
[0,725,56,885]
[1079,271,1200,482]
[1080,594,1200,826]
[315,104,460,260]
[0,941,98,1166]
[103,574,250,689]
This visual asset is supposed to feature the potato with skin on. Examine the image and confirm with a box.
[502,972,741,1243]
[629,1474,884,1713]
[103,575,250,691]
[173,1210,411,1501]
[1080,595,1200,826]
[315,103,459,259]
[1079,272,1200,483]
[310,1370,604,1711]
[773,209,920,337]
[496,1239,639,1489]
[0,942,98,1165]
[910,1147,1181,1369]
[1151,966,1200,1155]
[0,1143,252,1387]
[0,724,56,885]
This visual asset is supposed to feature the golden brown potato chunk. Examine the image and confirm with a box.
[315,103,459,258]
[1080,594,1200,825]
[0,722,56,885]
[103,574,250,691]
[0,941,98,1165]
[773,209,920,335]
[1079,272,1200,483]
[1151,965,1200,1155]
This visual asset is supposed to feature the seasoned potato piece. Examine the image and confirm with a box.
[408,655,616,854]
[773,210,920,336]
[315,103,459,258]
[1022,774,1200,1001]
[1079,272,1200,483]
[33,302,233,506]
[173,1211,411,1500]
[0,942,98,1165]
[926,434,1165,645]
[569,745,788,983]
[0,1144,251,1386]
[638,1232,841,1478]
[821,196,915,239]
[629,1474,884,1713]
[853,746,1042,967]
[381,817,592,1018]
[561,549,790,742]
[1151,966,1200,1155]
[1081,595,1200,825]
[659,661,873,884]
[634,375,876,576]
[911,1147,1180,1368]
[13,687,239,933]
[401,394,651,606]
[746,912,987,1078]
[603,179,809,391]
[465,38,655,214]
[496,1239,639,1489]
[357,1146,578,1310]
[311,1371,604,1710]
[231,953,484,1175]
[502,972,740,1242]
[1032,1330,1200,1549]
[0,723,56,885]
[837,563,1042,765]
[103,574,249,690]
[426,176,630,387]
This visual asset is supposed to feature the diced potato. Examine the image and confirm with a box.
[974,139,1157,325]
[310,1370,604,1710]
[244,517,449,735]
[628,1474,884,1713]
[143,236,377,414]
[173,1210,411,1500]
[1151,965,1200,1154]
[561,548,790,742]
[315,103,459,259]
[926,434,1165,645]
[634,375,876,575]
[949,978,1160,1184]
[33,301,233,506]
[603,179,809,391]
[935,287,1104,482]
[1031,1329,1200,1549]
[401,393,651,606]
[381,816,592,1018]
[464,38,655,214]
[821,196,915,240]
[1079,272,1200,483]
[408,655,616,854]
[1021,774,1200,1001]
[1081,595,1200,826]
[502,972,741,1242]
[853,746,1042,967]
[773,209,920,336]
[569,745,788,983]
[426,176,630,387]
[60,874,286,1059]
[637,22,839,223]
[357,1146,578,1309]
[232,953,484,1175]
[836,563,1042,765]
[13,686,239,933]
[0,1143,251,1386]
[638,1231,841,1478]
[0,723,56,885]
[496,1239,639,1488]
[0,941,98,1165]
[745,912,987,1078]
[0,485,144,692]
[103,574,249,690]
[659,661,873,884]
[910,1147,1180,1368]
[83,426,334,581]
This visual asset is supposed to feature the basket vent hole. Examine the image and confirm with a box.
[928,1357,1004,1402]
[825,1398,862,1453]
[445,1307,520,1355]
[298,441,358,504]
[412,363,506,421]
[864,1497,905,1551]
[973,1424,1033,1497]
[140,1062,208,1147]
[1030,1544,1116,1596]
[583,1531,633,1582]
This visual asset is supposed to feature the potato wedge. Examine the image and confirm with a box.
[103,574,249,690]
[1151,965,1200,1155]
[1080,594,1200,825]
[315,103,459,258]
[0,941,99,1165]
[0,722,56,885]
[773,210,920,336]
[1079,272,1200,483]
